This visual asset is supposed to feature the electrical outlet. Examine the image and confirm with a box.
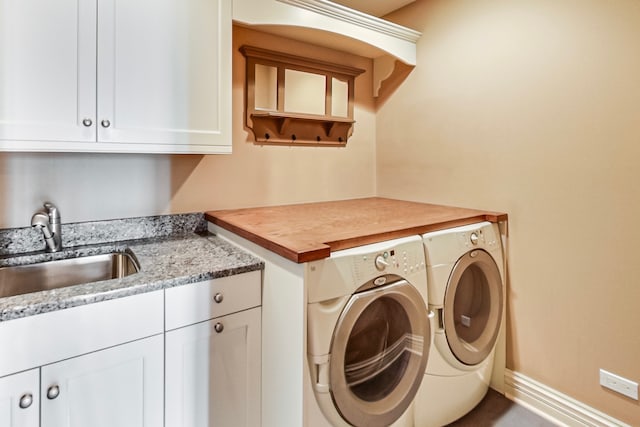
[599,369,638,400]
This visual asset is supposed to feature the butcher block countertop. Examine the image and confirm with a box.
[205,198,507,263]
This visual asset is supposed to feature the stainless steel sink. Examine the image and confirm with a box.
[0,251,140,299]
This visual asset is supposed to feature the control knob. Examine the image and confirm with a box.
[470,232,479,245]
[375,254,390,271]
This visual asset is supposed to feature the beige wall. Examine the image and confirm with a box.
[0,26,376,229]
[3,3,637,423]
[380,0,640,423]
[168,26,377,213]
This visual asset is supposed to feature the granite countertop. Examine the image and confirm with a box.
[0,214,263,322]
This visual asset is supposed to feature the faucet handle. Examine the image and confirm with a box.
[31,212,54,239]
[43,202,60,223]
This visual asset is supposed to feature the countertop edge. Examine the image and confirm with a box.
[324,214,507,255]
[206,200,508,263]
[206,213,331,263]
[0,233,264,322]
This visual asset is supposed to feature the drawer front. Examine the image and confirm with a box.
[0,290,164,378]
[165,270,261,330]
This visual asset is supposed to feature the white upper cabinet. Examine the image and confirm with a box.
[0,0,96,145]
[96,0,231,152]
[0,0,232,154]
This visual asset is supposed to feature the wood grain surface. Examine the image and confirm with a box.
[205,198,507,263]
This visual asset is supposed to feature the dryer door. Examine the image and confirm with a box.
[329,279,430,427]
[443,249,503,366]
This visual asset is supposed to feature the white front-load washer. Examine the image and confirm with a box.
[305,235,432,427]
[415,222,505,427]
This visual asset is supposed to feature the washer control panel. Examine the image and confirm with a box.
[352,237,426,281]
[456,224,499,251]
[307,235,428,304]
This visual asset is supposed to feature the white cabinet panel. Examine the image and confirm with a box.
[41,334,164,427]
[0,0,232,153]
[0,369,39,427]
[97,0,231,150]
[165,270,261,330]
[0,0,96,145]
[0,290,164,378]
[165,307,261,427]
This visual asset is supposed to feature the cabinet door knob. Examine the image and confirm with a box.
[82,118,93,127]
[46,385,60,400]
[19,393,33,409]
[213,292,224,303]
[101,119,111,128]
[214,322,224,333]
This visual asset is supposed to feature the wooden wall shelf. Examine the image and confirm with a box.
[241,46,364,147]
[251,112,354,146]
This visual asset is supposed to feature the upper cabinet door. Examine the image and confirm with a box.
[0,0,97,148]
[96,0,232,153]
[0,0,231,154]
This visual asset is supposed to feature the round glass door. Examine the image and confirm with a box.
[329,280,430,427]
[443,249,503,366]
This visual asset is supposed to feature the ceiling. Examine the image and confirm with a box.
[329,0,415,17]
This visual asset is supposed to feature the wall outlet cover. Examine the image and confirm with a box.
[599,369,638,400]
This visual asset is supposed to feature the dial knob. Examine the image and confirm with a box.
[374,255,390,271]
[470,232,479,245]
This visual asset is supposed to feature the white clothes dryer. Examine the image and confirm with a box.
[305,235,432,427]
[415,222,505,427]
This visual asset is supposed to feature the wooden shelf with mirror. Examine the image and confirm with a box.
[240,46,364,146]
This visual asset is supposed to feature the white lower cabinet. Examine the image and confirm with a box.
[0,369,39,427]
[164,270,262,427]
[41,334,164,427]
[165,307,262,427]
[0,334,163,427]
[0,270,262,427]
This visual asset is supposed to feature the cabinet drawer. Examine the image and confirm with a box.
[0,290,164,378]
[165,270,261,330]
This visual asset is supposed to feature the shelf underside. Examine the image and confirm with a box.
[250,112,354,146]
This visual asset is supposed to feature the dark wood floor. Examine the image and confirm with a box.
[445,389,558,427]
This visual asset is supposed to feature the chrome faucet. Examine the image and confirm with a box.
[31,202,62,252]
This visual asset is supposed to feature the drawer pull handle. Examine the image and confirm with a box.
[213,292,224,303]
[82,118,92,127]
[47,385,60,400]
[19,393,33,409]
[214,322,224,333]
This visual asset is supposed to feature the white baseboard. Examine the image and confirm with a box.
[503,369,630,427]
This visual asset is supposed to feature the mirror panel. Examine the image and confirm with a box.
[254,64,278,111]
[284,69,326,115]
[331,77,349,118]
[241,45,364,145]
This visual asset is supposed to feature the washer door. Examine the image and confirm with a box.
[329,280,430,427]
[443,249,503,366]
